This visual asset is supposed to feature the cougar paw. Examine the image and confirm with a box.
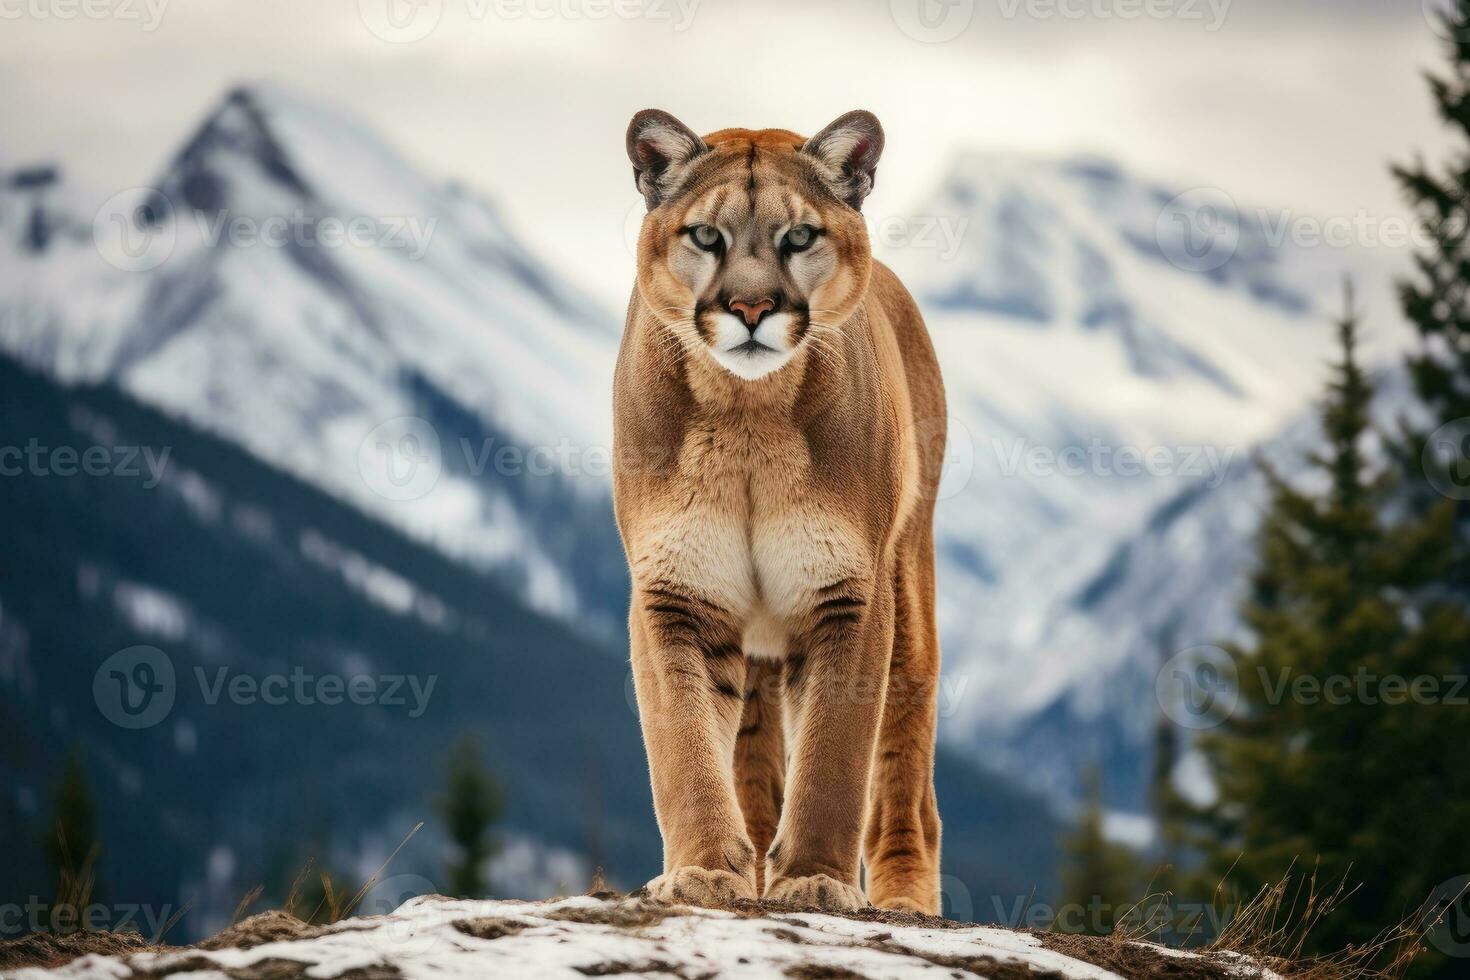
[765,873,867,911]
[875,896,932,915]
[646,866,756,908]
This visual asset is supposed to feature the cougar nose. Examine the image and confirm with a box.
[728,297,776,329]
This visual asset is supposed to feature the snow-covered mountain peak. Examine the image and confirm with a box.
[0,85,1412,813]
[0,85,623,621]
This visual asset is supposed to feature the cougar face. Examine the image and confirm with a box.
[628,112,882,382]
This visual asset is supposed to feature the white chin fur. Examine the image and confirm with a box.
[706,311,796,381]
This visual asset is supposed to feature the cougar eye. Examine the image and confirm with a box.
[688,224,722,252]
[783,225,819,252]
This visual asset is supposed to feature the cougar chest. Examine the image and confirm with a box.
[631,422,869,659]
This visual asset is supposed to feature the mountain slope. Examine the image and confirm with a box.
[0,86,625,631]
[0,84,1402,835]
[0,350,656,939]
[0,350,1061,940]
[883,153,1407,808]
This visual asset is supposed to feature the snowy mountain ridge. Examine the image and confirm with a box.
[0,84,1405,811]
[1,85,622,624]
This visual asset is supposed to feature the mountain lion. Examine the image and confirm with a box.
[613,109,947,914]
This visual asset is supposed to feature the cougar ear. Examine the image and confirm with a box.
[627,109,707,210]
[802,110,884,210]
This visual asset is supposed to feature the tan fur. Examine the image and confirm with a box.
[614,115,946,914]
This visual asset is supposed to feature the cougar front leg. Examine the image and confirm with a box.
[630,585,757,907]
[864,542,943,915]
[735,659,785,893]
[765,577,893,911]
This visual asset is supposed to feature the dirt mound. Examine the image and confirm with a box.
[0,893,1279,979]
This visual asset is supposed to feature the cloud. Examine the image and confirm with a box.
[0,0,1449,310]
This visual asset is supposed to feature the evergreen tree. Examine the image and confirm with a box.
[1057,766,1143,936]
[1149,632,1188,894]
[1197,294,1470,972]
[439,736,504,899]
[1394,0,1470,591]
[43,747,100,922]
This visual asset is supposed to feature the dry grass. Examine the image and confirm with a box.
[1198,863,1459,980]
[1087,860,1460,980]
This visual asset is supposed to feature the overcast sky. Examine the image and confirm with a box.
[0,0,1452,309]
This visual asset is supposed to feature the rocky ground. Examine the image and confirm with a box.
[0,893,1287,979]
